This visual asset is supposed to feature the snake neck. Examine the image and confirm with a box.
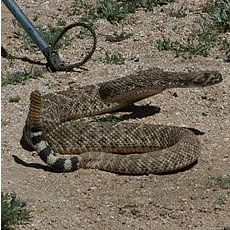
[98,69,222,103]
[98,71,186,103]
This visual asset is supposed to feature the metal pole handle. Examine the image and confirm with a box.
[3,0,50,57]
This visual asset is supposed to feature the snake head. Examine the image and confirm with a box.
[190,70,223,87]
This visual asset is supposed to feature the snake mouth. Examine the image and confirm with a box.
[209,71,223,85]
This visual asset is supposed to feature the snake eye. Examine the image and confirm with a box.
[194,75,206,85]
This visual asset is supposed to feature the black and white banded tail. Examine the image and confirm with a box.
[28,90,79,172]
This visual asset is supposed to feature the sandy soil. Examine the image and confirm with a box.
[1,0,230,229]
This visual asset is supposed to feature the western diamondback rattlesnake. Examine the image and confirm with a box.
[20,67,223,174]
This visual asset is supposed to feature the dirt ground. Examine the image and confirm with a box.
[1,0,230,229]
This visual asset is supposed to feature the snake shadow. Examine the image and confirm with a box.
[12,155,62,173]
[116,104,161,120]
[116,104,205,135]
[13,155,198,175]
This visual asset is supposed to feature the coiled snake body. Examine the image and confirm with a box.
[20,68,223,174]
